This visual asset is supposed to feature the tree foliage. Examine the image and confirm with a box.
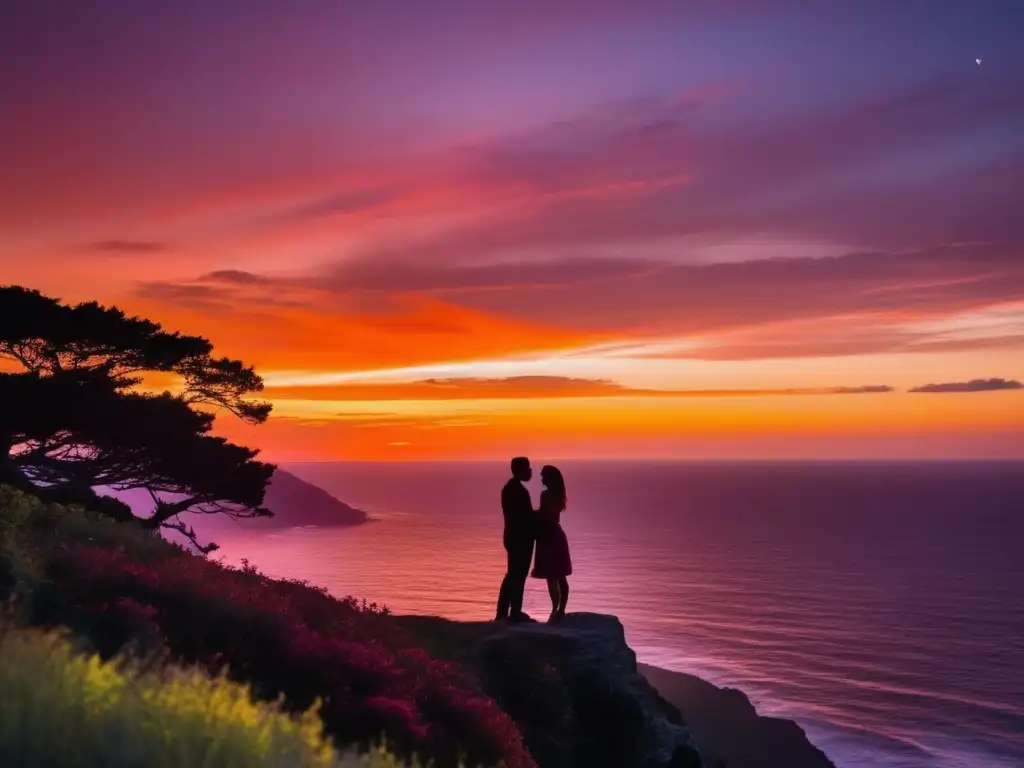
[1,285,271,422]
[0,285,276,551]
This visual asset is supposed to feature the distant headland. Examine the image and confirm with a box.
[249,468,372,528]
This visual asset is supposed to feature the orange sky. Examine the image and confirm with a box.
[138,290,1023,460]
[3,3,1023,460]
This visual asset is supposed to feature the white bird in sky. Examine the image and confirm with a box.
[975,58,983,66]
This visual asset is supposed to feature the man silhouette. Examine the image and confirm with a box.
[495,456,535,622]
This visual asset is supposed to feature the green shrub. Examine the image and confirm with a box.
[0,485,178,563]
[0,625,413,767]
[0,485,179,607]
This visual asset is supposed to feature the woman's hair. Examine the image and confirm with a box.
[541,465,567,512]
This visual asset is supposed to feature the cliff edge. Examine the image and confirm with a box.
[398,612,706,767]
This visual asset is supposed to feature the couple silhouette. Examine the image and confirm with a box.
[495,457,573,624]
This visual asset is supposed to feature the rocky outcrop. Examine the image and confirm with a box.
[397,612,709,768]
[484,613,707,767]
[640,665,836,768]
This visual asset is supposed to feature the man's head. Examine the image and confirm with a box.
[510,456,532,482]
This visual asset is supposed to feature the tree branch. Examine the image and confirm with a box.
[140,496,207,529]
[159,516,220,555]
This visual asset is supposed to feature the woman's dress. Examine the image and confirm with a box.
[531,491,572,578]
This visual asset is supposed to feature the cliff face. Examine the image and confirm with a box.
[639,665,836,768]
[396,612,709,768]
[484,614,709,768]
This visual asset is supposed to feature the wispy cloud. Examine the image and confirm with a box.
[317,71,1024,271]
[264,375,894,400]
[227,243,1024,354]
[202,270,274,286]
[909,377,1022,393]
[280,185,407,222]
[134,282,233,312]
[330,412,491,431]
[135,278,311,311]
[89,240,167,255]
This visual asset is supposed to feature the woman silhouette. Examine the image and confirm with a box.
[531,465,572,622]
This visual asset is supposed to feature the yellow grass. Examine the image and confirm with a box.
[0,626,413,767]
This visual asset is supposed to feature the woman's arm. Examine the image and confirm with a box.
[537,490,555,524]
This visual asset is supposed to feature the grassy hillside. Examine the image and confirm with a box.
[0,625,402,767]
[0,485,532,768]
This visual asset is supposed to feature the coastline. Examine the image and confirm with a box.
[639,663,836,768]
[396,611,837,768]
[4,478,842,767]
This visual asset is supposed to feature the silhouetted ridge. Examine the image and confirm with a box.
[260,469,370,528]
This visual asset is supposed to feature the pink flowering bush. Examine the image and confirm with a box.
[46,545,535,768]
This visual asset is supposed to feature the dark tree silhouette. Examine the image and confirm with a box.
[0,285,276,552]
[0,285,271,422]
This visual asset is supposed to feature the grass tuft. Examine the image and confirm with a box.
[0,624,430,767]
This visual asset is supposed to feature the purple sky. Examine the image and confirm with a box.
[2,0,1023,459]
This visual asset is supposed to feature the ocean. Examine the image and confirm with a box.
[207,461,1024,768]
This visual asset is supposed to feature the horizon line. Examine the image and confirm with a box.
[278,457,1024,465]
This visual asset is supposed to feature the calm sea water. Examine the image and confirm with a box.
[207,461,1024,768]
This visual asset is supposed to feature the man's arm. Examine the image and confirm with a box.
[502,482,533,526]
[501,481,516,521]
